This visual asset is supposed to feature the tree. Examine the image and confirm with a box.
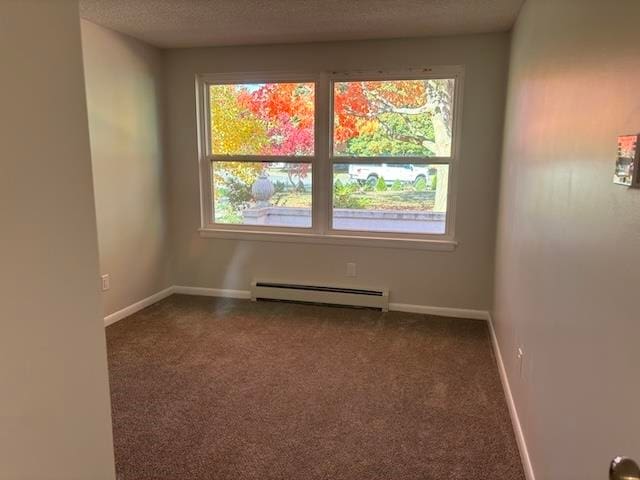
[210,85,266,187]
[210,85,268,155]
[334,79,453,155]
[245,83,314,189]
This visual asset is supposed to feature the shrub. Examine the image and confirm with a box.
[216,203,243,223]
[391,180,403,191]
[414,176,427,192]
[375,177,387,191]
[271,181,287,205]
[225,177,253,207]
[334,180,371,209]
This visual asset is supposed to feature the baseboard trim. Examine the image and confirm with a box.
[104,286,175,327]
[104,286,490,324]
[488,313,536,480]
[389,302,489,320]
[173,285,251,299]
[172,287,488,320]
[171,286,488,320]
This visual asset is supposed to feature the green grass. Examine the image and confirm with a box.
[272,188,435,210]
[332,174,436,210]
[351,190,435,210]
[271,191,312,207]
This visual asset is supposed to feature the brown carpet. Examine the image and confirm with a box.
[106,294,525,480]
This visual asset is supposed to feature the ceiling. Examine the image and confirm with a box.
[79,0,524,49]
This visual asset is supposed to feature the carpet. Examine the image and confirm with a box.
[106,294,525,480]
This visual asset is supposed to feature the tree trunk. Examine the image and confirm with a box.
[425,79,453,214]
[430,115,450,213]
[433,165,449,213]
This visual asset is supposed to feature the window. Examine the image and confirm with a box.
[198,69,462,247]
[205,80,315,229]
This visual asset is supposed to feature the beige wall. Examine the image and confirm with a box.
[165,34,509,309]
[493,0,640,478]
[0,1,115,479]
[81,20,170,317]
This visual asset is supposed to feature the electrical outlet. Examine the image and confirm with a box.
[517,346,525,378]
[346,262,357,277]
[101,274,110,291]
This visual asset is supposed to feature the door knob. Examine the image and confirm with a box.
[610,457,640,480]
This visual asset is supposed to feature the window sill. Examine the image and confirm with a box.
[198,228,458,251]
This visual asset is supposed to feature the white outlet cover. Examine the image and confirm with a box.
[517,346,525,378]
[346,262,357,277]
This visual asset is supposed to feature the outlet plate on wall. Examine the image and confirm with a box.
[346,262,357,277]
[517,346,525,378]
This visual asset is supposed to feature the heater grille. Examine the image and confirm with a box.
[251,280,389,311]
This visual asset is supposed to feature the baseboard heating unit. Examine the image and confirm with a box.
[251,280,389,311]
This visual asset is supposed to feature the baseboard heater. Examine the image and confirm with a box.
[251,280,389,311]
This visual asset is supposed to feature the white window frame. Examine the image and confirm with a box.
[196,66,464,251]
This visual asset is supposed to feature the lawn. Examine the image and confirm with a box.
[271,181,436,211]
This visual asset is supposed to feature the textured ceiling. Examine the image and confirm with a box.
[79,0,524,49]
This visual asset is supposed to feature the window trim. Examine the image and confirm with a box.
[197,228,458,251]
[195,66,465,247]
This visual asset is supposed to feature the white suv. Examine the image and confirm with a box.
[348,163,435,186]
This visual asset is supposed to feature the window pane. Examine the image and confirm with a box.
[210,83,314,156]
[213,162,312,228]
[332,163,449,234]
[333,79,454,157]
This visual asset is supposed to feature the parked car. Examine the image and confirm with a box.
[348,163,435,186]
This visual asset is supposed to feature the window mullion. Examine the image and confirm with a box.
[328,156,452,165]
[207,155,314,163]
[314,73,330,235]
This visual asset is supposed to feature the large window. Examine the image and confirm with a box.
[198,69,462,246]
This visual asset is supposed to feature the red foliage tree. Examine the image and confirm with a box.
[244,83,314,188]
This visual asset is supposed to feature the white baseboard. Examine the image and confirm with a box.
[488,314,536,480]
[173,287,488,321]
[105,286,490,324]
[160,286,489,321]
[173,285,251,299]
[104,286,175,327]
[389,302,489,320]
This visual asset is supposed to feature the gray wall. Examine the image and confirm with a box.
[81,20,171,316]
[165,34,510,309]
[493,0,640,478]
[0,1,115,478]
